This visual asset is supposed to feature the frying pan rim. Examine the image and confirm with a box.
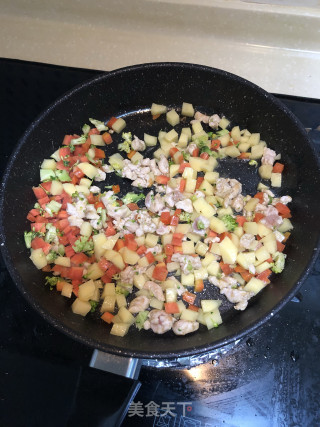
[1,61,319,359]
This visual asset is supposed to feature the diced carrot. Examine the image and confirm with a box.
[102,132,113,144]
[57,210,68,219]
[126,239,138,251]
[40,182,52,193]
[64,245,76,258]
[127,150,136,160]
[71,253,89,265]
[94,201,105,210]
[57,280,69,292]
[155,175,170,185]
[124,234,135,242]
[182,291,196,305]
[188,304,199,312]
[192,148,200,157]
[276,241,285,252]
[73,167,85,179]
[219,232,232,241]
[59,147,71,159]
[160,211,171,225]
[89,128,100,135]
[94,148,106,159]
[127,202,139,211]
[101,312,114,324]
[272,162,284,173]
[31,222,46,233]
[72,280,80,297]
[67,267,84,281]
[200,152,209,160]
[112,185,120,194]
[98,258,112,271]
[152,263,168,281]
[256,269,272,283]
[145,252,155,264]
[220,262,233,276]
[283,232,291,242]
[172,233,184,246]
[164,302,180,314]
[62,135,74,146]
[179,179,186,192]
[170,215,179,226]
[254,213,265,223]
[164,244,174,256]
[169,147,179,158]
[32,186,47,200]
[208,230,218,238]
[31,237,51,254]
[254,192,264,202]
[275,203,292,218]
[236,216,247,227]
[173,246,183,254]
[195,177,204,190]
[137,245,147,255]
[238,153,250,159]
[27,213,37,222]
[178,163,190,174]
[105,222,117,236]
[114,239,125,251]
[211,140,221,150]
[41,265,51,272]
[57,219,70,231]
[152,114,160,120]
[194,279,204,292]
[107,117,118,128]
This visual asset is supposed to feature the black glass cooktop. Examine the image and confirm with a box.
[0,59,319,427]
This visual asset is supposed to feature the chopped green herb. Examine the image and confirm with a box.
[45,276,59,290]
[90,300,99,312]
[249,160,258,167]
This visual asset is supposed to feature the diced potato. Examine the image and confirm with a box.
[86,263,105,280]
[255,261,272,274]
[116,294,127,309]
[231,126,241,141]
[90,134,105,146]
[166,287,178,303]
[199,179,214,196]
[181,241,194,255]
[181,273,195,287]
[181,102,194,117]
[135,235,145,246]
[50,149,60,161]
[30,248,47,269]
[138,257,149,268]
[150,297,163,310]
[167,262,180,272]
[236,252,256,270]
[62,183,76,196]
[218,117,230,129]
[201,299,222,313]
[219,134,230,147]
[131,152,143,164]
[194,268,208,280]
[238,142,250,153]
[110,323,130,337]
[233,272,246,286]
[182,167,197,180]
[209,216,227,233]
[102,233,119,251]
[154,148,165,160]
[54,256,71,267]
[144,133,157,147]
[263,239,277,255]
[169,164,179,178]
[209,243,221,256]
[72,298,91,316]
[186,232,202,243]
[77,162,98,179]
[259,164,273,180]
[204,171,219,184]
[217,207,233,218]
[132,273,147,290]
[78,280,95,301]
[185,178,197,193]
[161,234,173,246]
[250,143,265,159]
[109,153,124,169]
[257,182,269,191]
[75,185,90,196]
[178,132,188,148]
[61,283,73,298]
[191,120,203,134]
[204,310,222,329]
[255,246,270,263]
[233,226,244,238]
[193,198,216,218]
[243,222,258,235]
[181,127,192,141]
[50,180,63,195]
[180,309,199,322]
[201,253,217,267]
[145,265,155,279]
[145,233,159,248]
[41,159,56,170]
[244,277,266,294]
[219,236,238,264]
[271,173,282,188]
[248,133,260,146]
[111,314,122,324]
[195,241,209,256]
[104,250,125,270]
[166,109,180,126]
[244,197,259,212]
[121,247,140,265]
[151,103,167,115]
[225,145,240,158]
[257,223,272,237]
[207,261,221,276]
[101,295,116,313]
[102,283,116,298]
[93,233,108,259]
[230,233,240,248]
[112,118,126,133]
[277,218,293,233]
[197,308,206,325]
[175,224,191,234]
[118,306,135,324]
[80,221,93,237]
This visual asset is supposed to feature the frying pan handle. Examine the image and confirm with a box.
[67,350,142,426]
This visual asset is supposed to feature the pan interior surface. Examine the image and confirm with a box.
[1,63,319,359]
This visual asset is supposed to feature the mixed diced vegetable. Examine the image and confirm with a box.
[24,104,293,337]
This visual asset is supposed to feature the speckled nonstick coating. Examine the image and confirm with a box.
[1,63,319,359]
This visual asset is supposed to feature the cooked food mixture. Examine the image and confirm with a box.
[24,102,293,337]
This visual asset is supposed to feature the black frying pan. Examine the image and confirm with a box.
[1,63,319,359]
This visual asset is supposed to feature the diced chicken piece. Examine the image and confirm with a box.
[120,266,147,285]
[255,203,267,214]
[261,147,276,166]
[208,114,221,129]
[173,320,199,335]
[239,233,255,249]
[157,155,169,176]
[128,295,150,313]
[144,309,175,334]
[131,135,146,152]
[90,186,101,193]
[85,204,99,220]
[144,281,165,301]
[220,288,254,311]
[135,210,157,236]
[195,190,205,198]
[145,245,162,255]
[215,178,242,208]
[66,200,87,219]
[194,111,209,123]
[156,223,174,235]
[187,143,197,155]
[192,216,210,236]
[145,191,165,213]
[231,195,244,212]
[204,237,220,245]
[94,169,106,182]
[171,253,202,274]
[164,186,184,208]
[68,216,84,228]
[260,205,283,228]
[208,275,237,290]
[175,199,193,213]
[101,164,114,173]
[107,205,131,220]
[90,219,103,230]
[141,158,162,176]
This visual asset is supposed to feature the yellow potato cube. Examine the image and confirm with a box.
[219,117,230,129]
[50,181,63,196]
[110,323,130,337]
[101,295,116,313]
[181,102,194,117]
[61,283,73,298]
[54,256,71,267]
[219,236,238,264]
[243,222,258,235]
[118,306,135,324]
[166,109,180,126]
[181,273,195,287]
[145,233,159,248]
[271,173,282,188]
[182,241,195,254]
[78,280,95,301]
[30,248,47,269]
[151,103,167,115]
[121,247,140,265]
[209,216,227,233]
[112,118,126,134]
[72,298,91,316]
[244,277,266,294]
[191,121,203,134]
[207,261,221,276]
[195,241,209,256]
[77,162,98,179]
[259,164,273,180]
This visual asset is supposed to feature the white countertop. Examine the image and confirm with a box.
[1,0,320,98]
